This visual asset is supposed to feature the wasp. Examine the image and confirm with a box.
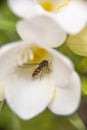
[18,60,50,79]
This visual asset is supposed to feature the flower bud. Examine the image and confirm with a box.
[67,26,87,56]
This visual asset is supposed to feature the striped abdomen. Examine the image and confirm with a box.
[32,60,48,78]
[32,66,42,78]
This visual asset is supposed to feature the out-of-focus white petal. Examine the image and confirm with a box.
[5,73,54,120]
[17,15,66,48]
[8,0,44,19]
[49,48,74,69]
[48,71,81,115]
[0,41,33,82]
[57,1,87,34]
[0,41,22,55]
[8,0,87,35]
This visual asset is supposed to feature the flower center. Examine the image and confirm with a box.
[37,0,70,12]
[39,2,54,11]
[29,44,51,63]
[17,44,52,65]
[17,44,52,79]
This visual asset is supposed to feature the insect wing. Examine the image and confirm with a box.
[18,63,39,69]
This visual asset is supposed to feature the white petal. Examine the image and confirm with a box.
[17,15,66,48]
[50,49,74,69]
[86,7,87,21]
[5,72,54,120]
[48,48,74,88]
[0,41,33,82]
[0,41,22,55]
[57,1,87,34]
[48,71,81,115]
[7,0,44,19]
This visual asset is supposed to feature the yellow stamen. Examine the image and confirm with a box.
[56,0,70,11]
[41,2,54,11]
[38,0,70,13]
[29,44,52,63]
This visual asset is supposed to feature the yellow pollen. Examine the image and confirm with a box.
[41,2,54,11]
[28,45,52,63]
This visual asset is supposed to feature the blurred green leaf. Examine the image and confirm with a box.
[76,58,87,76]
[20,109,79,130]
[0,100,5,112]
[0,107,80,130]
[0,30,20,45]
[69,113,86,130]
[0,0,19,22]
[0,19,16,31]
[82,79,87,95]
[0,105,21,130]
[0,0,20,45]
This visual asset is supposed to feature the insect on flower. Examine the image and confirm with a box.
[0,42,81,120]
[18,60,51,79]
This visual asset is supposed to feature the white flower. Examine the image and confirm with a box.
[0,40,81,120]
[17,15,67,48]
[8,0,87,34]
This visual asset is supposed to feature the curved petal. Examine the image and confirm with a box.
[44,46,74,88]
[57,1,87,34]
[17,15,66,48]
[7,0,44,19]
[49,48,74,69]
[0,41,22,55]
[48,71,81,115]
[5,72,54,120]
[0,41,33,82]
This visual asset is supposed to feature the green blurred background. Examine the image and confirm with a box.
[0,0,87,130]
